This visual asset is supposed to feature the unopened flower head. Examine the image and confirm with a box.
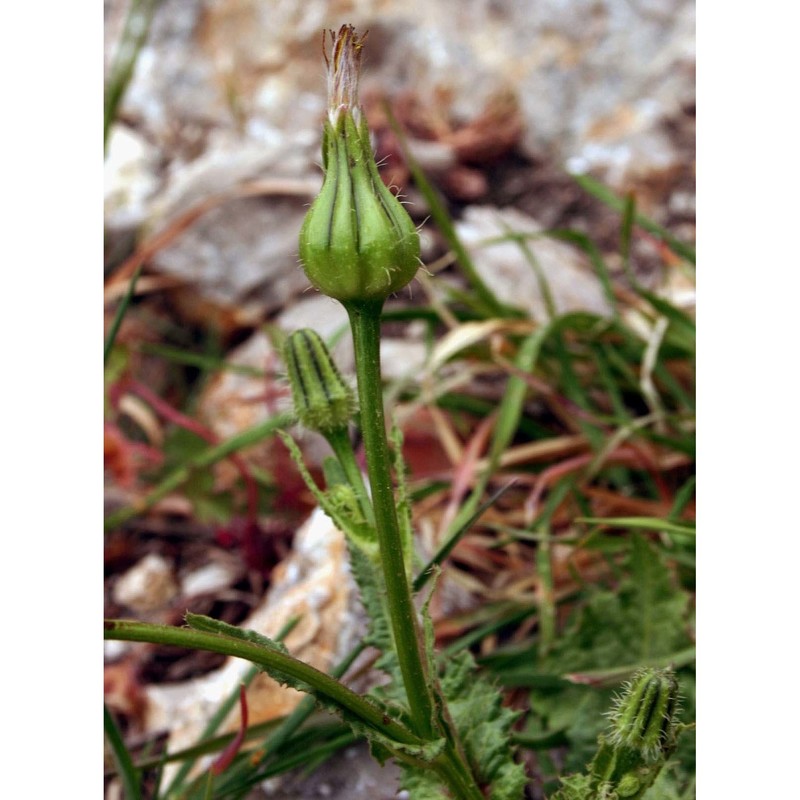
[299,25,420,304]
[606,668,681,763]
[284,328,356,433]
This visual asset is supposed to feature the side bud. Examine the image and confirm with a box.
[284,329,356,434]
[606,668,681,763]
[299,25,420,303]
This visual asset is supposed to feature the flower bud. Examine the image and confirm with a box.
[299,26,420,303]
[607,668,681,763]
[283,329,356,433]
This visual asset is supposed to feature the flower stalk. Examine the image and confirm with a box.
[292,26,487,797]
[283,328,374,526]
[345,299,437,739]
[297,25,438,738]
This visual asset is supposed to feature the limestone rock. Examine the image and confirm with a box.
[455,205,612,321]
[145,508,360,775]
[104,125,161,231]
[105,0,694,314]
[112,553,179,613]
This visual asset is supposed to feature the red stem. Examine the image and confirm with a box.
[210,685,248,776]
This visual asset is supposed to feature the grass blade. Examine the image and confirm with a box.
[576,516,695,537]
[104,265,143,364]
[104,0,158,149]
[413,480,517,592]
[546,229,619,317]
[104,704,143,800]
[138,343,266,376]
[163,617,301,797]
[571,173,696,264]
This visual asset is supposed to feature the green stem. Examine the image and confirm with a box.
[344,300,437,739]
[104,619,421,748]
[435,750,487,800]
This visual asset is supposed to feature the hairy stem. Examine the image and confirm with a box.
[344,300,437,738]
[103,619,421,747]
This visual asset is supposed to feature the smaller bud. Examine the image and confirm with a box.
[616,773,642,797]
[606,668,681,763]
[283,329,356,433]
[326,483,366,526]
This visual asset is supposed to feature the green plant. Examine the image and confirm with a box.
[104,23,695,800]
[106,25,523,800]
[550,667,688,800]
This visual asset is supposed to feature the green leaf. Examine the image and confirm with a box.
[295,442,419,743]
[400,767,452,799]
[394,589,526,798]
[104,705,143,800]
[641,766,687,800]
[390,420,416,574]
[183,469,234,523]
[435,652,527,799]
[627,535,690,661]
[104,412,293,532]
[636,289,695,357]
[577,517,695,538]
[546,535,690,671]
[549,772,593,800]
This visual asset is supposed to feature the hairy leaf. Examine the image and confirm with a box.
[438,652,527,799]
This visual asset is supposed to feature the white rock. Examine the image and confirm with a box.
[112,553,178,613]
[145,508,361,784]
[108,0,694,227]
[104,639,130,661]
[379,338,429,382]
[455,205,612,321]
[151,195,311,310]
[262,742,402,799]
[104,125,160,230]
[276,294,352,368]
[275,294,429,389]
[180,560,240,598]
[106,0,693,318]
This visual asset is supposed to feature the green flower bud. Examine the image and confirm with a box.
[326,482,366,526]
[283,329,356,433]
[616,774,642,797]
[299,26,420,303]
[607,668,681,763]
